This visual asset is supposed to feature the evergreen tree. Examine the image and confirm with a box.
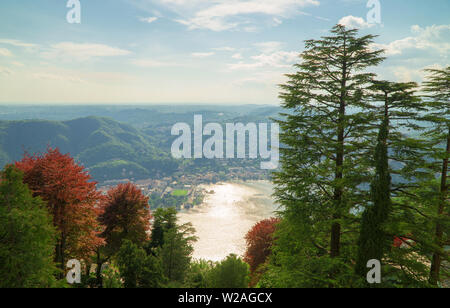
[422,67,450,285]
[273,24,384,286]
[355,118,391,279]
[355,81,425,283]
[138,252,166,288]
[116,240,166,288]
[160,223,197,283]
[184,260,215,288]
[147,207,178,252]
[208,254,250,288]
[117,240,147,288]
[0,166,58,288]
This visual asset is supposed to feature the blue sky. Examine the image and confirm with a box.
[0,0,448,104]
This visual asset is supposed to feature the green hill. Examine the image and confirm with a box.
[0,116,178,182]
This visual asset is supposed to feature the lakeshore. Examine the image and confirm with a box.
[178,181,277,262]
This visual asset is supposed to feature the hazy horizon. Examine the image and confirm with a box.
[1,0,448,105]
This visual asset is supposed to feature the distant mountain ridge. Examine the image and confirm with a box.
[0,105,283,183]
[0,116,178,182]
[0,105,283,128]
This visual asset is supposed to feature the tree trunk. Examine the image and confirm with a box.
[331,47,347,258]
[96,249,104,288]
[55,233,66,279]
[430,128,449,285]
[331,102,345,258]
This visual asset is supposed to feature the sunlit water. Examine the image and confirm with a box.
[178,181,277,262]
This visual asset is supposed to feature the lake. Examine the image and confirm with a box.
[178,181,278,262]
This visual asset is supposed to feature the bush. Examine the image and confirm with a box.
[208,254,250,288]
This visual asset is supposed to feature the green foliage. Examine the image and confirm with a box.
[0,35,447,289]
[90,160,150,181]
[0,166,58,288]
[160,223,197,283]
[184,259,215,288]
[99,202,177,289]
[149,193,188,211]
[0,116,176,182]
[117,240,146,288]
[207,254,250,288]
[420,67,449,285]
[273,24,385,286]
[172,189,188,196]
[116,240,166,288]
[356,118,392,281]
[145,208,197,286]
[269,27,450,288]
[354,79,425,284]
[102,263,123,289]
[138,253,167,288]
[148,207,178,250]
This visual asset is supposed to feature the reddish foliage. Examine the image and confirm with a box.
[393,235,415,248]
[244,217,280,273]
[15,148,104,265]
[99,183,151,254]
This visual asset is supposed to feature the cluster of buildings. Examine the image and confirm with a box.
[97,165,271,210]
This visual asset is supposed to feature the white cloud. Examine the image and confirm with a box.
[28,67,137,85]
[42,42,132,61]
[372,24,450,56]
[226,40,298,71]
[0,39,37,48]
[372,37,417,56]
[233,70,288,86]
[232,53,243,60]
[228,50,298,71]
[243,26,259,33]
[212,46,236,52]
[227,61,262,71]
[32,72,85,83]
[0,66,13,75]
[159,0,320,31]
[192,52,215,58]
[254,41,284,53]
[338,15,374,29]
[387,63,444,83]
[140,16,159,23]
[0,48,12,57]
[131,58,181,67]
[253,51,298,67]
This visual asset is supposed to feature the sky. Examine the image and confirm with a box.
[0,0,448,105]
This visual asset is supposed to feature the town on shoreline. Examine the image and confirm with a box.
[98,165,272,211]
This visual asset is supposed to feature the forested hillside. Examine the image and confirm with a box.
[0,116,178,181]
[0,106,282,183]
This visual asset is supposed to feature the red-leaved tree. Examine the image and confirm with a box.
[244,218,280,274]
[99,183,151,256]
[15,148,104,272]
